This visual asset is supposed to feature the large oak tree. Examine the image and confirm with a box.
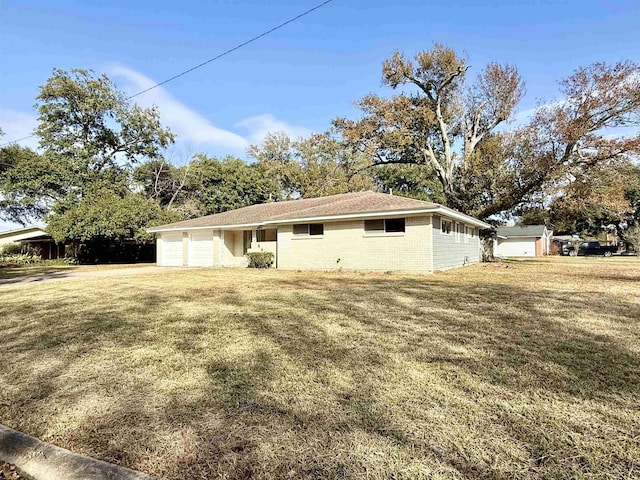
[334,44,640,220]
[1,69,176,250]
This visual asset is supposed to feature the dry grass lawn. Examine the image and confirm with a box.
[0,263,153,281]
[1,257,638,479]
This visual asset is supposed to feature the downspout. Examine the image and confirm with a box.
[428,214,434,273]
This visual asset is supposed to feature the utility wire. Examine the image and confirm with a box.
[127,0,333,99]
[0,135,37,148]
[0,0,334,147]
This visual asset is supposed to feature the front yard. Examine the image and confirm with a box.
[1,258,638,479]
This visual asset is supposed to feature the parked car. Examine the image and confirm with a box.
[577,241,618,257]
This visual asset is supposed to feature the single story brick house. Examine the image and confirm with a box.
[494,225,552,257]
[148,191,491,272]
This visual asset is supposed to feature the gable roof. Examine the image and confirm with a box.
[149,191,491,232]
[497,225,547,238]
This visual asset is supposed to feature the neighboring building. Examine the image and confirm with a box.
[0,226,47,246]
[551,234,583,256]
[148,191,491,272]
[494,225,553,257]
[0,226,65,259]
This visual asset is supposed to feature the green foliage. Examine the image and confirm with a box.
[36,69,174,175]
[1,69,179,254]
[515,165,640,236]
[133,159,185,207]
[189,155,280,214]
[625,169,640,224]
[373,164,445,203]
[623,225,640,255]
[0,146,63,223]
[0,243,22,255]
[0,252,42,267]
[246,251,274,269]
[0,68,175,227]
[46,188,181,243]
[248,132,375,200]
[517,207,550,227]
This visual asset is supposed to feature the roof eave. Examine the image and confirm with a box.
[0,226,46,237]
[147,222,265,233]
[432,206,492,229]
[147,206,490,233]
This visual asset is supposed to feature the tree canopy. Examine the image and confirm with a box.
[0,69,177,252]
[333,44,640,223]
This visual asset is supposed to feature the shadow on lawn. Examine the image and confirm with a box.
[0,267,76,284]
[1,272,639,479]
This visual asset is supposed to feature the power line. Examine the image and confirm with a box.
[0,0,334,147]
[127,0,333,99]
[0,135,37,148]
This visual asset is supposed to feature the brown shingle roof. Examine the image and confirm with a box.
[149,191,442,231]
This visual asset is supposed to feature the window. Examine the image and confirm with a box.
[385,218,405,233]
[309,223,324,236]
[464,226,470,243]
[364,219,384,232]
[455,223,461,243]
[293,223,324,236]
[364,218,405,233]
[441,219,452,235]
[257,228,277,242]
[293,224,308,235]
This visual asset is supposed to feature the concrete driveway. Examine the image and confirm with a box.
[0,265,182,288]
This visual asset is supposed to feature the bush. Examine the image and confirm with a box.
[246,251,274,269]
[0,253,43,267]
[0,243,22,255]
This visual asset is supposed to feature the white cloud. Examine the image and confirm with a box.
[235,114,313,145]
[0,109,39,149]
[1,65,314,158]
[109,65,250,153]
[109,65,313,155]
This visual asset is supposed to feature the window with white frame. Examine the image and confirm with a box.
[441,218,452,235]
[455,222,461,243]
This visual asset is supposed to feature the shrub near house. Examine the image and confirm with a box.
[247,252,274,268]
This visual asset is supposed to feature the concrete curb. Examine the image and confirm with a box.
[0,424,155,480]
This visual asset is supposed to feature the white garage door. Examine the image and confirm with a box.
[160,233,184,266]
[188,231,214,267]
[497,238,536,257]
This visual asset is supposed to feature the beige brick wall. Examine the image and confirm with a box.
[221,230,247,267]
[277,216,432,272]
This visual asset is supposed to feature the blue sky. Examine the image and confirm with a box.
[1,0,639,229]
